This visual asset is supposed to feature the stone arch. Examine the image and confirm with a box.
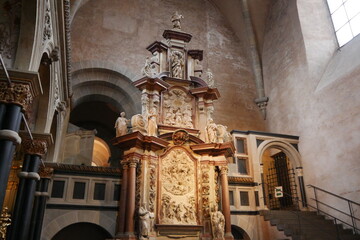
[231,219,256,240]
[231,224,251,240]
[256,139,302,169]
[41,210,116,240]
[71,67,141,115]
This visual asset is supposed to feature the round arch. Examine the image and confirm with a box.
[52,222,112,240]
[256,140,302,169]
[41,210,116,240]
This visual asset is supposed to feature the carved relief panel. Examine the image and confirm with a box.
[159,148,198,225]
[161,87,194,129]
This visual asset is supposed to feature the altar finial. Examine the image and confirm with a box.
[171,11,183,30]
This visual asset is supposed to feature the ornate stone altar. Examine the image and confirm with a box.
[111,13,234,240]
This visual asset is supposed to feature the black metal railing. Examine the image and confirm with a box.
[308,184,360,235]
[262,181,360,239]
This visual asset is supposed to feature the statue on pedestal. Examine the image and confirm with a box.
[211,209,225,239]
[206,118,218,143]
[171,51,184,78]
[115,112,129,137]
[139,204,152,239]
[171,11,183,30]
[147,111,158,137]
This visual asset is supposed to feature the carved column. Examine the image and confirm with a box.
[116,162,129,235]
[124,159,138,237]
[8,133,51,240]
[219,166,233,240]
[0,70,41,209]
[29,167,53,240]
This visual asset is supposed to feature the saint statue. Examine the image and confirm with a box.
[148,111,158,137]
[206,68,214,87]
[171,51,184,78]
[206,118,218,143]
[211,210,225,239]
[171,11,183,30]
[115,112,129,137]
[139,204,151,239]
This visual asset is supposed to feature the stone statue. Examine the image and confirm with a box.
[141,57,152,77]
[115,112,129,137]
[141,53,160,78]
[171,11,183,30]
[206,68,214,87]
[139,204,151,239]
[206,118,218,143]
[147,111,158,137]
[171,51,184,78]
[216,124,232,143]
[211,210,225,239]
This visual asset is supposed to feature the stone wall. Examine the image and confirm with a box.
[70,0,265,131]
[263,0,360,206]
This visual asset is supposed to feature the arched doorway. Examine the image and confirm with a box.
[257,140,304,210]
[262,149,298,210]
[231,225,251,240]
[52,222,112,240]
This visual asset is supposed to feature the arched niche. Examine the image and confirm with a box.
[52,222,112,240]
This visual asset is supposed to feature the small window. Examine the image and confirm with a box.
[236,138,246,154]
[73,182,86,199]
[255,191,260,207]
[237,158,248,175]
[327,0,360,47]
[229,191,234,206]
[240,191,250,206]
[93,183,106,200]
[113,184,121,201]
[51,180,65,198]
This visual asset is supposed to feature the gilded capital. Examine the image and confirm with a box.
[0,82,33,112]
[0,70,42,113]
[219,166,228,176]
[38,167,54,179]
[22,138,48,157]
[19,132,53,157]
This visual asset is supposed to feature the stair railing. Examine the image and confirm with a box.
[262,181,360,239]
[308,184,360,235]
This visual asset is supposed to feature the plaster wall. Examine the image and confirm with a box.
[70,0,265,131]
[262,0,360,210]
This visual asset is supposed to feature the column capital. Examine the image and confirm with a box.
[0,69,42,112]
[20,132,53,157]
[219,166,228,176]
[38,167,54,179]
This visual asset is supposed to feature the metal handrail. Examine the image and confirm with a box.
[262,181,360,239]
[308,184,359,234]
[310,198,360,222]
[308,184,360,206]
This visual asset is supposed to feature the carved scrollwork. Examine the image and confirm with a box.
[43,0,52,42]
[149,160,157,212]
[201,164,211,218]
[172,129,189,146]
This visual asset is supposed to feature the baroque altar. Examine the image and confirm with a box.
[111,12,234,240]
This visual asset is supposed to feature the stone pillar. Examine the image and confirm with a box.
[124,160,138,238]
[296,167,307,208]
[116,162,129,235]
[29,167,53,240]
[219,166,233,240]
[8,134,51,240]
[0,70,41,209]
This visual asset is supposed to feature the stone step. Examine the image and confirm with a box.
[262,210,360,240]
